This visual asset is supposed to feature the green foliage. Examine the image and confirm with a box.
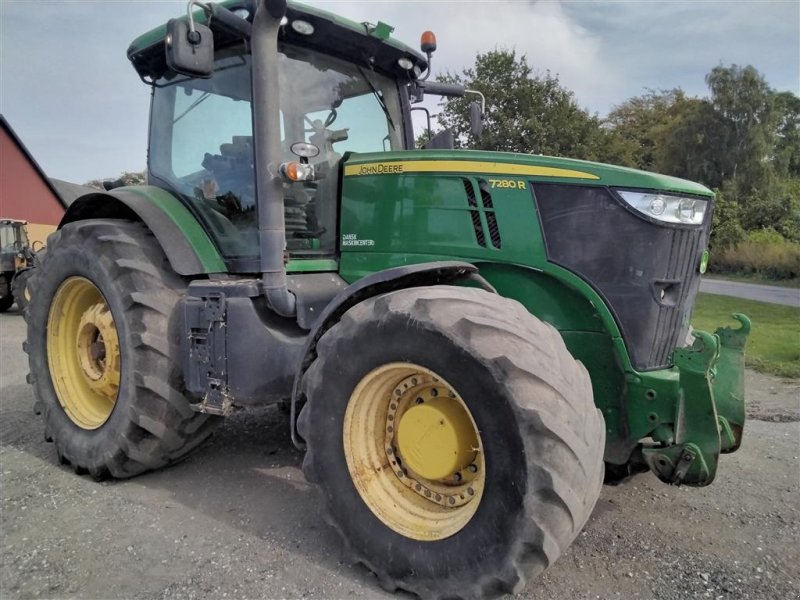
[85,170,147,190]
[745,228,787,245]
[710,187,746,249]
[704,65,776,194]
[433,50,607,159]
[773,91,800,178]
[656,98,725,187]
[600,63,799,272]
[709,228,800,280]
[738,178,800,242]
[692,293,800,378]
[602,89,691,171]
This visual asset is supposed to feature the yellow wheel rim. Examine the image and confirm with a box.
[47,277,120,429]
[343,362,485,541]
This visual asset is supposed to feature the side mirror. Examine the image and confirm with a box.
[165,18,214,78]
[418,81,466,98]
[102,178,124,191]
[469,101,484,139]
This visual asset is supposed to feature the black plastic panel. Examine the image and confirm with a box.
[533,184,710,370]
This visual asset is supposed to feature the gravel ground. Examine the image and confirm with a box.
[1,309,798,600]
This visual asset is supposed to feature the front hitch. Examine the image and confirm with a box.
[642,314,751,486]
[713,314,750,452]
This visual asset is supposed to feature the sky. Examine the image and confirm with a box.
[1,0,798,183]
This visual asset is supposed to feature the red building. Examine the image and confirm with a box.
[1,115,68,245]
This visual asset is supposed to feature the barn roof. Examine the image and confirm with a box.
[0,114,68,209]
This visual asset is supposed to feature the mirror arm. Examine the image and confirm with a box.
[186,0,213,41]
[410,106,433,140]
[465,89,485,114]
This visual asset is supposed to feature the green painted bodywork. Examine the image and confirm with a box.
[122,186,227,273]
[345,150,715,197]
[286,258,338,273]
[336,151,748,484]
[640,316,750,484]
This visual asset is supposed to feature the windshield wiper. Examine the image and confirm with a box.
[174,91,211,124]
[357,65,395,132]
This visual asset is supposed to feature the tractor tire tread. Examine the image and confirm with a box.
[299,285,605,600]
[26,219,218,479]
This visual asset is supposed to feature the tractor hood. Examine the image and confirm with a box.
[339,148,714,373]
[342,150,714,197]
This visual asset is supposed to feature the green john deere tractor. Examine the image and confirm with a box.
[25,1,751,597]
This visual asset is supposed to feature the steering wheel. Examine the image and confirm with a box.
[304,109,337,132]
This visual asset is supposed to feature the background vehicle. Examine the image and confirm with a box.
[24,1,750,597]
[0,218,39,311]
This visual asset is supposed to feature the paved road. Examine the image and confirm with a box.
[700,278,800,307]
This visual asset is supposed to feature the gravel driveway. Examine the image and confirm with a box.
[1,310,798,600]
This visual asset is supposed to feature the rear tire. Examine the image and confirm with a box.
[26,219,219,478]
[298,286,605,599]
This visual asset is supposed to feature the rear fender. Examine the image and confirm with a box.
[60,185,226,276]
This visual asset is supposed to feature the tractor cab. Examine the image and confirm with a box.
[146,40,406,270]
[127,0,455,273]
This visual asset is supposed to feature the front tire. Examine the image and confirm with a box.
[12,268,34,312]
[298,286,605,599]
[26,219,218,478]
[0,273,13,312]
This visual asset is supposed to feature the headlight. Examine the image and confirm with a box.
[616,190,709,225]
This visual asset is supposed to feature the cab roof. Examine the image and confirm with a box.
[127,0,427,82]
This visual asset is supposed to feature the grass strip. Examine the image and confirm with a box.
[692,293,800,378]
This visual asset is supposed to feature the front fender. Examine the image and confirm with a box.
[60,185,226,276]
[289,261,495,449]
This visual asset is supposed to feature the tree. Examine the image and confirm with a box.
[657,97,726,187]
[704,64,776,194]
[603,88,691,171]
[85,170,147,190]
[433,50,606,159]
[772,91,800,178]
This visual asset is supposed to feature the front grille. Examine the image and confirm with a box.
[532,183,711,370]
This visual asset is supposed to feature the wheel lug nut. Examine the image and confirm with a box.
[467,464,478,473]
[453,472,462,482]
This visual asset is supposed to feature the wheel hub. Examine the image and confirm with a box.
[385,373,482,508]
[75,302,120,399]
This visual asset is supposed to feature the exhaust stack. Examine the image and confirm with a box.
[251,0,296,317]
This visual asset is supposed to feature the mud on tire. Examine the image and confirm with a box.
[26,219,218,479]
[298,285,605,599]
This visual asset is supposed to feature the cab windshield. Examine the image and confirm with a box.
[149,43,404,270]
